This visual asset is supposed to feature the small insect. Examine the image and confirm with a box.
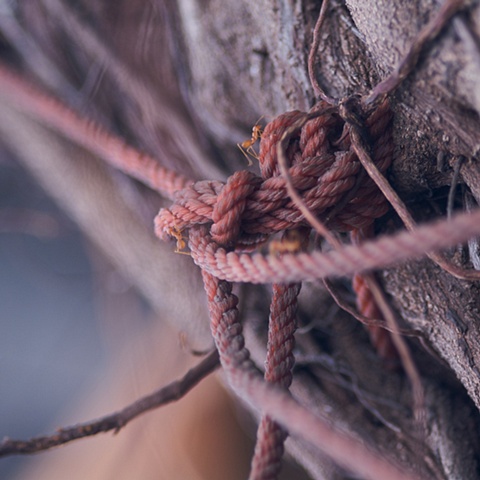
[237,117,264,165]
[167,227,190,255]
[268,230,304,255]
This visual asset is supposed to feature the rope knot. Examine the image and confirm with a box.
[155,99,393,250]
[211,170,262,247]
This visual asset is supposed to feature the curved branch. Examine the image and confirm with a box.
[0,350,219,457]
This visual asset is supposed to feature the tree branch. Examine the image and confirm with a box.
[0,350,219,457]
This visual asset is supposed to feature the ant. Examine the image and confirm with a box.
[268,230,305,255]
[167,227,190,255]
[237,117,264,166]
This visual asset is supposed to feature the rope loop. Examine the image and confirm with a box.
[211,170,262,247]
[155,98,393,249]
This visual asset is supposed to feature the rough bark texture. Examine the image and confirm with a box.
[2,0,480,478]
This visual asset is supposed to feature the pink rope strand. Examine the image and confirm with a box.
[201,270,421,480]
[351,227,398,363]
[156,100,393,248]
[0,21,474,473]
[249,282,300,479]
[189,209,480,284]
[0,63,192,199]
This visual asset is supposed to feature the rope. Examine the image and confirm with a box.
[156,100,393,247]
[249,281,301,480]
[186,208,480,284]
[351,227,399,364]
[0,2,475,475]
[0,64,192,198]
[3,60,476,479]
[353,273,399,362]
[156,99,395,477]
[201,270,421,480]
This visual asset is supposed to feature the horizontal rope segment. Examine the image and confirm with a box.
[189,208,480,283]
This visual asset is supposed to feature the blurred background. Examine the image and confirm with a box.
[0,0,317,477]
[0,155,107,478]
[0,154,256,480]
[0,153,309,480]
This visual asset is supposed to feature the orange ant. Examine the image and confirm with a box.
[237,117,264,166]
[268,230,304,255]
[167,227,190,255]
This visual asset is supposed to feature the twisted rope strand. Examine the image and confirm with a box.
[353,273,398,361]
[249,416,287,480]
[0,2,473,477]
[189,209,480,284]
[201,270,421,480]
[250,282,301,479]
[0,64,192,198]
[351,227,398,363]
[157,100,392,249]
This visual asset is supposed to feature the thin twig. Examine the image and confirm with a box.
[447,156,465,218]
[0,350,220,457]
[323,278,421,337]
[308,0,338,104]
[363,275,426,430]
[366,0,470,105]
[349,123,480,281]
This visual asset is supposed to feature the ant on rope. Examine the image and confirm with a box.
[268,230,304,256]
[237,117,264,166]
[167,226,190,255]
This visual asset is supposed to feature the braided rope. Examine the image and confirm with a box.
[250,416,287,480]
[201,270,420,480]
[174,99,393,478]
[353,273,399,361]
[3,59,478,479]
[250,282,300,479]
[156,100,393,247]
[188,208,480,283]
[264,283,299,388]
[0,64,192,198]
[351,227,398,363]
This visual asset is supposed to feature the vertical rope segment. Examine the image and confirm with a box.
[249,282,301,479]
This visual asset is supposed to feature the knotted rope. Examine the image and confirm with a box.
[155,99,393,247]
[0,2,473,476]
[156,98,394,479]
